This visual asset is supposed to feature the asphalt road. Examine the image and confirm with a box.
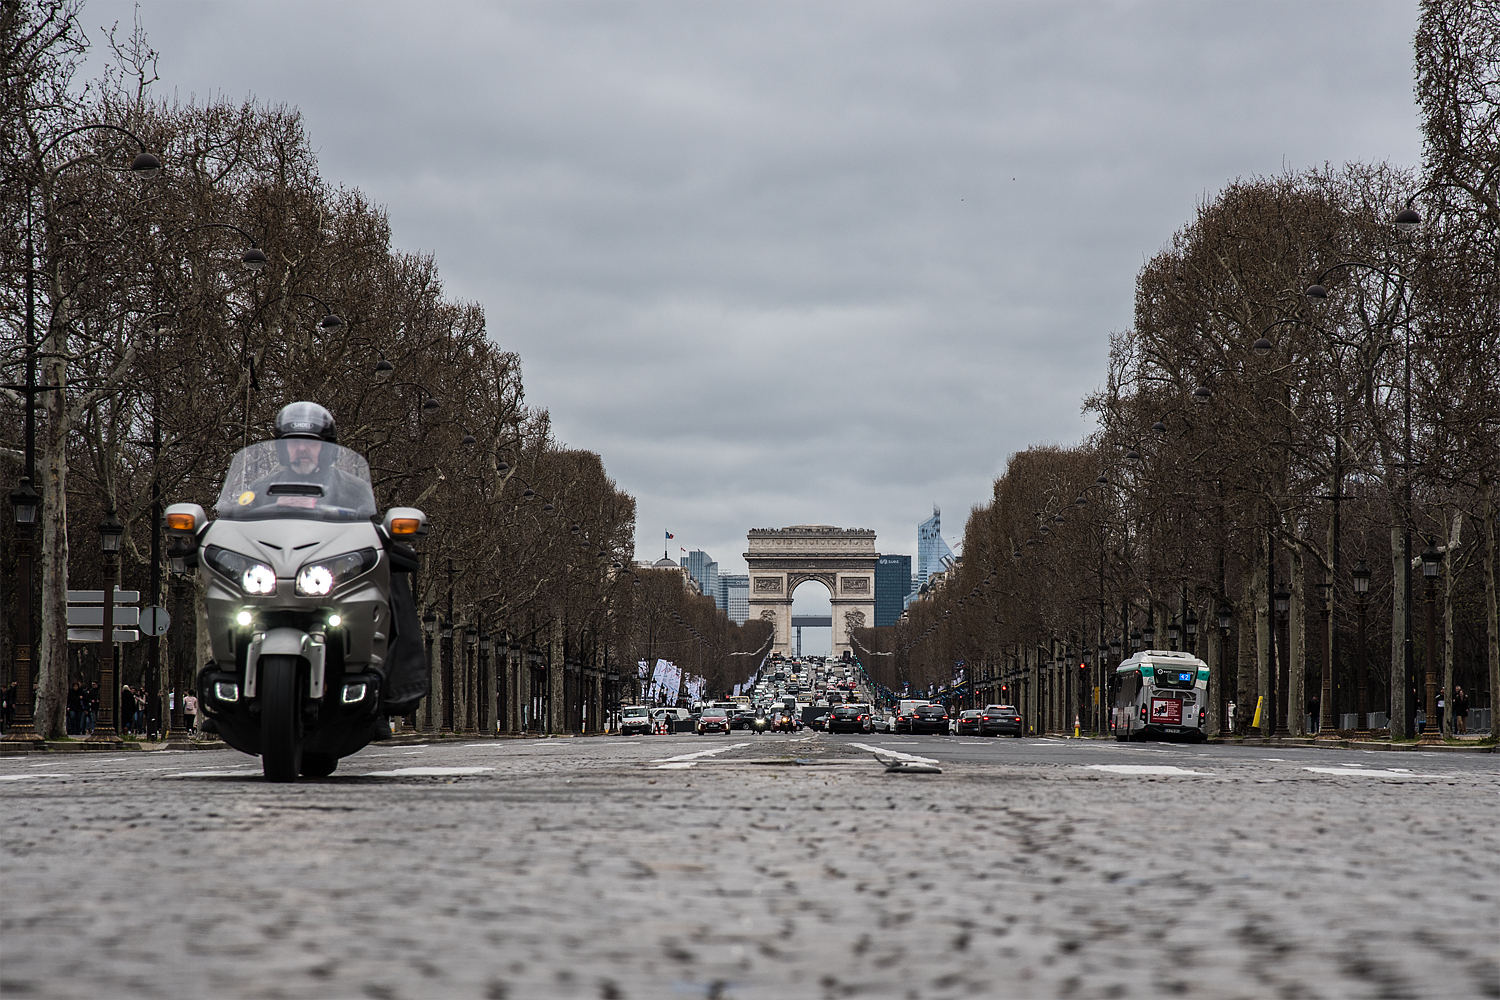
[2,733,1496,1000]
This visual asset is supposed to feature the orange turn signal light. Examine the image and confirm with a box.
[165,512,196,531]
[390,517,420,536]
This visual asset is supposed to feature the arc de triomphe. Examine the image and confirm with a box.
[745,525,878,657]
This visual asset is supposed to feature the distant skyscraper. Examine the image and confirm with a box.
[918,507,955,589]
[875,554,911,627]
[719,574,750,624]
[680,550,720,609]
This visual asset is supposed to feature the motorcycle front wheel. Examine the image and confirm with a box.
[260,654,304,782]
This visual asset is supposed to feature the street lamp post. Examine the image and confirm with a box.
[464,625,479,735]
[479,631,493,735]
[1420,543,1443,745]
[1317,581,1337,739]
[3,480,43,746]
[93,508,125,742]
[1079,648,1091,735]
[421,611,437,732]
[440,618,454,734]
[1352,560,1372,736]
[166,557,190,741]
[1273,588,1291,738]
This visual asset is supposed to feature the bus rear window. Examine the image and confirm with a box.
[1154,669,1197,689]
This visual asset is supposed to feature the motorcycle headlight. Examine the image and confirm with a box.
[295,549,379,596]
[205,546,278,596]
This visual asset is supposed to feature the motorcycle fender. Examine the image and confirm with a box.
[245,627,325,702]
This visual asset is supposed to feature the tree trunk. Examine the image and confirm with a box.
[1486,478,1499,735]
[1255,546,1271,735]
[1289,547,1306,736]
[549,619,565,733]
[1237,579,1257,735]
[33,315,70,739]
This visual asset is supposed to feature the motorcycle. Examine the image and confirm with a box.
[751,711,769,735]
[165,436,430,781]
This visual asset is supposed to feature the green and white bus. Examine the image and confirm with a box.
[1113,650,1209,742]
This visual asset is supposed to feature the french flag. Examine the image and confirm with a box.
[665,530,674,539]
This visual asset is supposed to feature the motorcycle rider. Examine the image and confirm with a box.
[245,402,371,513]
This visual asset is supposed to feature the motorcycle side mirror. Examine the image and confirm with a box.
[164,503,208,536]
[383,507,429,537]
[164,503,207,572]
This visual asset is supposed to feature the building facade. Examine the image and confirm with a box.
[744,525,878,657]
[917,507,956,589]
[680,550,720,610]
[719,574,750,624]
[874,554,911,627]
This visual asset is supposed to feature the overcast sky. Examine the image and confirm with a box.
[91,1,1423,607]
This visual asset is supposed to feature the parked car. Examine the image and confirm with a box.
[620,705,653,735]
[979,705,1023,737]
[826,705,872,734]
[955,709,984,736]
[696,708,731,735]
[908,704,950,735]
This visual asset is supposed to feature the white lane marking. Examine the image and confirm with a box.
[0,774,59,781]
[167,769,261,778]
[653,762,697,770]
[847,742,940,765]
[652,743,751,764]
[358,766,493,777]
[1083,764,1209,776]
[1303,767,1442,778]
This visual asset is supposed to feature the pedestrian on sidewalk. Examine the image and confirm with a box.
[1309,696,1320,734]
[1453,686,1469,735]
[184,689,197,735]
[1436,691,1445,734]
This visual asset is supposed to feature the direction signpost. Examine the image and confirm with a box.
[66,589,141,644]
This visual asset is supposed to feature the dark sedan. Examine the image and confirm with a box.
[955,709,984,736]
[729,710,757,731]
[826,706,871,734]
[979,705,1023,737]
[908,704,950,735]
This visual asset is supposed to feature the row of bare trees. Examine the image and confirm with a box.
[0,3,761,737]
[855,0,1500,740]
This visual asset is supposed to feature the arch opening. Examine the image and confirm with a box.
[790,578,833,657]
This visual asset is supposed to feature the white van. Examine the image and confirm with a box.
[620,705,652,735]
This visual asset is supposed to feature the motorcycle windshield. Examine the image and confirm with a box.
[215,440,377,523]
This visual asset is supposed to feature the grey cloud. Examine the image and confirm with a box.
[93,0,1421,573]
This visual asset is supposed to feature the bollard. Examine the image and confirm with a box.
[1073,715,1080,739]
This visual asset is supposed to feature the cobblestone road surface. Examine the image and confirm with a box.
[2,734,1497,999]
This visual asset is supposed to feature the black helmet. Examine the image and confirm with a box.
[273,401,338,443]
